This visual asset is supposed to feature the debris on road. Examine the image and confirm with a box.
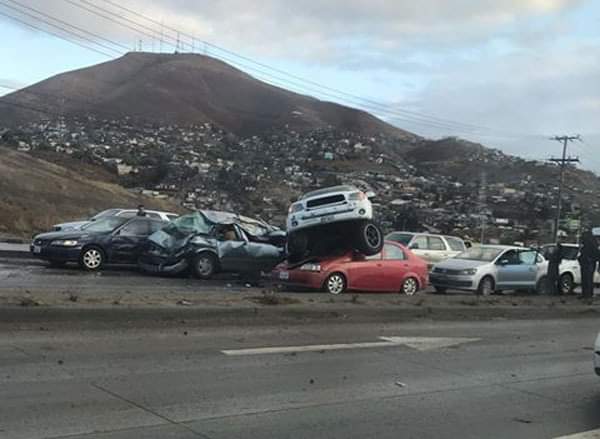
[395,381,406,388]
[176,299,193,306]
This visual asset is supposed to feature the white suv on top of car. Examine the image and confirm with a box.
[286,185,383,261]
[53,208,179,232]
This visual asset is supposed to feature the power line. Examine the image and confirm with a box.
[0,0,123,56]
[0,8,115,58]
[4,0,129,52]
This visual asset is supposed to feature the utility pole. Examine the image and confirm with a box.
[479,170,487,244]
[547,135,581,241]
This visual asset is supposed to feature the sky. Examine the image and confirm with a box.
[1,0,599,171]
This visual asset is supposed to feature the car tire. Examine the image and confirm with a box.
[401,277,419,296]
[434,286,447,294]
[476,276,495,296]
[287,231,308,262]
[324,272,347,295]
[560,273,574,294]
[192,253,218,280]
[79,246,105,271]
[354,221,384,256]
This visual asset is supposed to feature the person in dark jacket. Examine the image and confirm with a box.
[546,241,564,295]
[136,204,147,217]
[578,230,600,298]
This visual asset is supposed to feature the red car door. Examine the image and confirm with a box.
[380,243,411,291]
[345,251,386,291]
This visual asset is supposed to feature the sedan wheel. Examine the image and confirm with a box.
[80,248,103,270]
[193,253,217,280]
[477,276,494,296]
[325,273,346,295]
[401,277,419,296]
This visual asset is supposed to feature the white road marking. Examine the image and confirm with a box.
[554,429,600,439]
[221,336,480,356]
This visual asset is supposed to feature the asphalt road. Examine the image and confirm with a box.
[2,317,599,438]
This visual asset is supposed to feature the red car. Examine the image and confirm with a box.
[275,241,428,295]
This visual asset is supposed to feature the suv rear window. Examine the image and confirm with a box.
[428,236,445,251]
[446,237,466,252]
[386,232,413,245]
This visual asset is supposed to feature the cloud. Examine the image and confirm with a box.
[0,0,583,63]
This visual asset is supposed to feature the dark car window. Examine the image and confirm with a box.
[519,250,537,265]
[428,236,445,251]
[446,237,465,252]
[500,250,520,265]
[149,221,165,233]
[384,245,405,260]
[119,220,150,236]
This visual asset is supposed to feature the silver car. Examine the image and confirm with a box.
[430,245,547,295]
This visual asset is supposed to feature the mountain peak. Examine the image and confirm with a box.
[0,53,415,139]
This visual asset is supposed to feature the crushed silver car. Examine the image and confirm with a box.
[138,210,286,279]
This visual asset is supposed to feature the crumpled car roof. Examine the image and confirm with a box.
[199,210,279,236]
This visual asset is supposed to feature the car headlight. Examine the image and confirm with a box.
[348,191,366,201]
[300,263,321,272]
[288,203,304,214]
[460,268,477,276]
[51,239,79,247]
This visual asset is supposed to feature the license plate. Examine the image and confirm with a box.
[320,215,335,224]
[33,245,41,254]
[279,271,290,280]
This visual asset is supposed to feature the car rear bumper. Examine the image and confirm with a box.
[30,244,82,262]
[287,201,372,232]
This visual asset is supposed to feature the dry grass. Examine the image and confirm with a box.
[0,146,180,237]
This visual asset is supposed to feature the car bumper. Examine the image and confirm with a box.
[429,273,475,290]
[273,268,324,290]
[30,244,82,262]
[138,255,189,275]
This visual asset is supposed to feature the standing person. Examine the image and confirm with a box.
[136,204,147,217]
[546,240,563,295]
[578,230,599,298]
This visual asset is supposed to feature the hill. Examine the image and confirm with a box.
[0,146,180,237]
[0,52,415,139]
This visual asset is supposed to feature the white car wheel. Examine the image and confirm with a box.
[325,273,346,295]
[81,248,103,270]
[401,277,419,296]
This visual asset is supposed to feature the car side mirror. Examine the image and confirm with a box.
[409,243,419,250]
[365,191,376,199]
[498,259,509,266]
